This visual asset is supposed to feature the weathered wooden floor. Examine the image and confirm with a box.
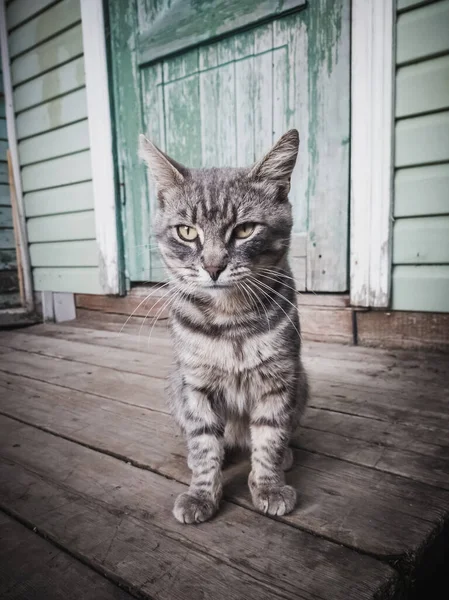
[0,311,448,599]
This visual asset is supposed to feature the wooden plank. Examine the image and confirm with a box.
[306,0,350,291]
[33,267,103,294]
[396,55,449,117]
[24,181,94,217]
[0,511,135,600]
[396,0,449,65]
[80,0,120,295]
[53,291,76,322]
[2,327,449,429]
[0,248,17,271]
[0,228,14,249]
[30,240,98,267]
[0,117,6,140]
[0,291,20,308]
[11,24,84,85]
[6,0,58,30]
[0,270,18,293]
[9,0,81,58]
[395,111,449,167]
[0,416,397,600]
[299,306,353,344]
[0,184,10,206]
[0,371,448,560]
[14,57,85,113]
[356,309,449,351]
[16,88,87,140]
[0,205,12,228]
[394,164,449,217]
[22,150,92,192]
[138,0,306,64]
[0,162,8,185]
[393,216,449,264]
[76,287,171,319]
[27,211,96,243]
[392,265,449,312]
[19,120,90,165]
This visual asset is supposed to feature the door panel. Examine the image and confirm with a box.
[109,0,350,291]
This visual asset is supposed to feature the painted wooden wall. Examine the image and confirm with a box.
[0,56,20,309]
[5,0,101,294]
[392,0,449,312]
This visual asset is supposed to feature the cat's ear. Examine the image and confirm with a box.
[139,134,187,190]
[248,129,299,184]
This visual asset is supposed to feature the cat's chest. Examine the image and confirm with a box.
[173,327,276,373]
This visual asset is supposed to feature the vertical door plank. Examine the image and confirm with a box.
[306,0,350,291]
[235,31,256,166]
[253,24,274,158]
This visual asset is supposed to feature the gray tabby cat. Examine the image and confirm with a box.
[139,130,309,524]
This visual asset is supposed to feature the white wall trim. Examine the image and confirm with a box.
[80,0,120,295]
[350,0,395,307]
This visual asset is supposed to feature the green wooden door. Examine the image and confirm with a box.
[109,0,350,292]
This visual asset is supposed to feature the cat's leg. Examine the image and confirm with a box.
[172,383,224,525]
[248,386,297,516]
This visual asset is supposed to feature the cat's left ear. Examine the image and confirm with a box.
[248,129,299,187]
[139,134,188,190]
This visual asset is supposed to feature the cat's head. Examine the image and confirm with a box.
[139,130,299,294]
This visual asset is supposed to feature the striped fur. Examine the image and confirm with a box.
[140,130,309,523]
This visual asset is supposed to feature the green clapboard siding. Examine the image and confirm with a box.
[29,240,98,267]
[24,181,94,217]
[27,211,96,243]
[392,265,449,312]
[0,206,13,228]
[0,184,10,206]
[0,228,15,250]
[18,120,90,165]
[397,0,449,65]
[396,55,449,117]
[393,216,449,264]
[395,164,449,216]
[9,0,81,58]
[14,57,85,113]
[33,267,103,294]
[395,111,449,166]
[16,88,88,139]
[6,0,57,30]
[5,0,100,295]
[11,24,84,86]
[393,0,449,312]
[22,150,92,192]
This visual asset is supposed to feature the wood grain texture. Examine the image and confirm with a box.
[0,511,135,600]
[393,216,449,264]
[0,415,397,600]
[396,0,449,65]
[394,164,449,217]
[10,24,83,85]
[8,0,81,58]
[395,111,449,167]
[396,55,449,117]
[0,355,448,560]
[13,56,85,113]
[356,309,449,351]
[392,265,449,312]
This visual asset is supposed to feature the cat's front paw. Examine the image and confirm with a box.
[173,492,219,524]
[249,478,297,516]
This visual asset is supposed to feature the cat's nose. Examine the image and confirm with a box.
[203,264,226,282]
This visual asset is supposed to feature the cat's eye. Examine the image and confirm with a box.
[177,225,198,241]
[234,223,255,239]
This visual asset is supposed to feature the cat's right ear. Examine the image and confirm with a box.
[139,135,187,190]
